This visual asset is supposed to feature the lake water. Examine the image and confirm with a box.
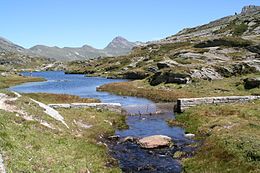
[11,71,195,173]
[10,71,153,106]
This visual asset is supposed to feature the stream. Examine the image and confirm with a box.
[11,71,196,173]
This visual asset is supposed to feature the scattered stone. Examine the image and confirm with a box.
[185,133,195,138]
[248,21,257,27]
[121,136,136,143]
[127,57,145,68]
[178,52,204,59]
[138,135,172,149]
[104,120,113,126]
[253,26,260,34]
[108,135,120,140]
[74,120,92,129]
[0,154,6,173]
[147,66,159,73]
[244,77,260,89]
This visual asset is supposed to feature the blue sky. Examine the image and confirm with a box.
[1,0,259,49]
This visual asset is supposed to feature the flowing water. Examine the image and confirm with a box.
[11,71,196,173]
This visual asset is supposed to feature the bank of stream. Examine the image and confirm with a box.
[11,71,197,173]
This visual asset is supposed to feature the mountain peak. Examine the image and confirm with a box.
[109,36,131,45]
[106,36,135,48]
[104,36,137,56]
[241,5,260,14]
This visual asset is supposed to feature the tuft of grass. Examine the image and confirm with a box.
[233,23,248,36]
[194,37,252,48]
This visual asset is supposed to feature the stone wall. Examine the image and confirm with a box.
[48,103,122,113]
[175,96,260,113]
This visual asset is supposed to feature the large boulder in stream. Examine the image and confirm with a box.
[138,135,172,149]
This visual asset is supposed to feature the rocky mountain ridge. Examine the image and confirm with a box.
[65,5,260,85]
[156,5,260,45]
[0,36,25,52]
[0,36,139,61]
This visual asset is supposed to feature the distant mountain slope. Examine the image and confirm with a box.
[0,37,25,52]
[0,37,53,71]
[29,36,139,61]
[0,35,139,61]
[28,45,106,61]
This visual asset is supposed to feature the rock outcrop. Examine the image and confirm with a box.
[191,68,223,80]
[149,71,191,86]
[123,71,150,80]
[241,5,260,15]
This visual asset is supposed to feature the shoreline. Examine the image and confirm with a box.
[0,74,127,172]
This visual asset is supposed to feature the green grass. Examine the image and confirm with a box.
[214,20,248,36]
[175,102,260,172]
[0,92,126,172]
[0,110,122,172]
[233,23,248,36]
[194,37,252,49]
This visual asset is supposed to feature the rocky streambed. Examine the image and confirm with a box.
[107,109,198,173]
[11,71,198,172]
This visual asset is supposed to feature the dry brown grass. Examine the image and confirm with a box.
[98,74,260,103]
[0,75,44,89]
[97,81,195,102]
[24,93,100,104]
